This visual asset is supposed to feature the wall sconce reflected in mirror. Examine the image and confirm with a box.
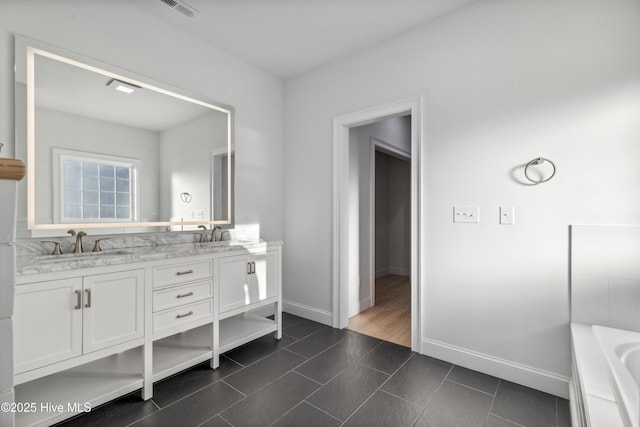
[524,157,556,184]
[180,192,192,203]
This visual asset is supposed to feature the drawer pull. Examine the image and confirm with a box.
[176,269,194,276]
[176,311,194,319]
[74,290,82,310]
[176,291,194,299]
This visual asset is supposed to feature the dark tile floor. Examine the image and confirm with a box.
[56,313,570,427]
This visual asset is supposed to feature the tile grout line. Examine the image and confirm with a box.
[217,413,237,427]
[488,413,527,427]
[282,347,312,359]
[267,401,306,427]
[485,379,501,426]
[303,399,345,423]
[378,388,424,407]
[150,399,161,410]
[340,351,417,426]
[293,370,325,386]
[224,354,312,400]
[444,378,496,397]
[263,372,328,427]
[409,362,456,426]
[221,353,246,368]
[220,379,248,398]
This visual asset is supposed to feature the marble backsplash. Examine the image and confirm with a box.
[17,226,257,256]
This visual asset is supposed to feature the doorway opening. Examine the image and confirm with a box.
[332,97,421,352]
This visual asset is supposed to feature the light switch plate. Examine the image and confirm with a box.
[500,206,515,225]
[454,206,479,223]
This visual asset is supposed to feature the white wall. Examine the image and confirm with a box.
[0,0,284,241]
[159,111,227,226]
[571,225,640,332]
[284,0,640,396]
[34,107,160,224]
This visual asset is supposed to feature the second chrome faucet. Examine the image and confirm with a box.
[197,225,223,242]
[67,229,87,253]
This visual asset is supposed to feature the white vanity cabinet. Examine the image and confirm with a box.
[13,268,146,427]
[13,241,282,427]
[151,259,213,339]
[216,247,282,357]
[14,269,144,376]
[217,250,278,314]
[14,278,83,374]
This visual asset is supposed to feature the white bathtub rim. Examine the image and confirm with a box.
[593,325,640,427]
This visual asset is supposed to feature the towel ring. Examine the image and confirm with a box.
[524,157,556,184]
[180,192,192,203]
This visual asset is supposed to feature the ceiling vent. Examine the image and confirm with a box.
[159,0,198,18]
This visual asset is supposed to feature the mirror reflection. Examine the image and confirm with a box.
[19,42,234,233]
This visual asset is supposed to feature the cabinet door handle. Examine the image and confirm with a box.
[251,262,256,274]
[176,311,194,319]
[74,290,82,310]
[247,262,252,275]
[176,291,194,299]
[176,269,194,276]
[85,289,92,308]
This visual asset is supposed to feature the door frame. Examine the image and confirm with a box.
[332,96,422,351]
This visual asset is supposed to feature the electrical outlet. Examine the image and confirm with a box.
[500,206,515,225]
[453,206,479,223]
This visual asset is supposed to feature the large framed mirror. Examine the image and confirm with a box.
[14,36,234,236]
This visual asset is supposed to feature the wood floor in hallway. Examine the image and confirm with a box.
[347,274,411,348]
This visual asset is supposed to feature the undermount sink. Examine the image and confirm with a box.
[202,239,255,246]
[36,249,132,262]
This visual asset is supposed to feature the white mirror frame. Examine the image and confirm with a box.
[15,35,234,232]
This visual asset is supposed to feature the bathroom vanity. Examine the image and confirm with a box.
[13,239,282,426]
[8,33,276,426]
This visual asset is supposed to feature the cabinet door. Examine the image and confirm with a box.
[14,278,82,374]
[82,269,144,353]
[252,250,278,302]
[218,254,251,313]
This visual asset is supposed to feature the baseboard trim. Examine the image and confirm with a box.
[359,297,372,312]
[375,268,390,278]
[283,300,333,326]
[389,267,410,276]
[421,338,569,398]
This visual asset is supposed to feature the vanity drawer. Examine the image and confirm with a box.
[152,299,213,336]
[152,280,212,312]
[152,260,212,288]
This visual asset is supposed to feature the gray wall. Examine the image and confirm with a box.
[376,151,411,277]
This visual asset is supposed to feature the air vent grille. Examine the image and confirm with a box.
[158,0,198,18]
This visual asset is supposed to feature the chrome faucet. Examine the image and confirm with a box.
[68,230,87,253]
[211,226,222,242]
[198,225,222,242]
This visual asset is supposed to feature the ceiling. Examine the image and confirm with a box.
[128,0,478,79]
[34,52,227,131]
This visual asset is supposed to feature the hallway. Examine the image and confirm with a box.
[347,275,411,347]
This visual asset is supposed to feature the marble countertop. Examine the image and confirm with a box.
[17,240,282,276]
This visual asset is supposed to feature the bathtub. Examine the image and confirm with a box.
[571,323,635,427]
[593,326,640,427]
